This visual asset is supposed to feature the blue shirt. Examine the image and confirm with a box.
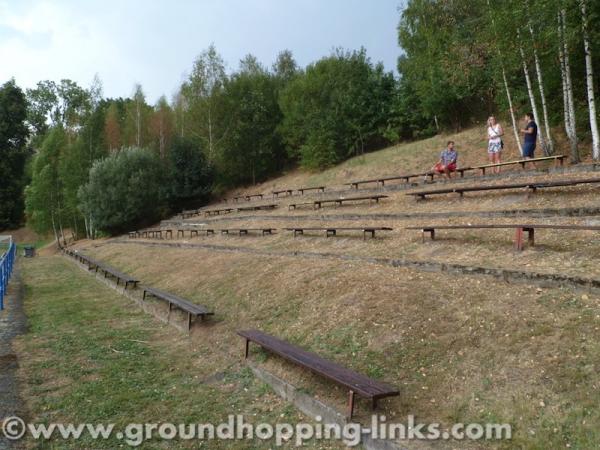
[440,148,457,165]
[524,120,537,145]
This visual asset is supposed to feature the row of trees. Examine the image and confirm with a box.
[11,46,405,238]
[398,0,600,161]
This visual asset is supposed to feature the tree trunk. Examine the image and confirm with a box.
[519,36,547,153]
[502,67,523,156]
[208,107,213,161]
[529,23,554,155]
[581,0,600,159]
[559,9,579,163]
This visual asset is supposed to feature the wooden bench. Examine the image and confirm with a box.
[204,208,234,216]
[407,177,600,200]
[238,330,399,418]
[289,195,388,210]
[236,204,278,212]
[406,224,600,250]
[285,227,393,240]
[75,253,140,288]
[297,186,325,195]
[139,228,173,239]
[232,193,264,202]
[272,189,294,198]
[142,286,213,331]
[180,209,200,219]
[472,155,566,175]
[176,229,215,238]
[220,228,275,236]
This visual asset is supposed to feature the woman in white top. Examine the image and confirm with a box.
[487,116,504,173]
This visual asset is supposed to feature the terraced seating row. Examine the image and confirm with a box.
[407,177,600,200]
[64,249,213,331]
[406,223,600,250]
[345,155,567,189]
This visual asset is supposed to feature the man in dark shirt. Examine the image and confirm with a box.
[520,112,538,168]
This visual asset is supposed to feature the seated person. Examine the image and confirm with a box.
[434,141,458,179]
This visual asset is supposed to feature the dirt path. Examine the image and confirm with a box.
[0,266,27,450]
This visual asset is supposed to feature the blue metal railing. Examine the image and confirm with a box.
[0,236,16,311]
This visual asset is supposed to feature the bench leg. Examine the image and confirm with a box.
[514,227,524,251]
[244,339,249,358]
[167,302,172,323]
[526,227,535,247]
[187,312,192,332]
[348,390,355,419]
[372,398,378,410]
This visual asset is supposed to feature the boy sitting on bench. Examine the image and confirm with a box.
[433,141,458,179]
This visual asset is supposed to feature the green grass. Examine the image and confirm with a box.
[17,256,333,449]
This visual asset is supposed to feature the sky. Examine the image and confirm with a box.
[0,0,404,104]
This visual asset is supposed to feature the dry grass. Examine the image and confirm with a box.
[79,242,600,449]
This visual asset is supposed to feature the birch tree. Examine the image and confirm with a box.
[580,0,600,159]
[518,30,548,154]
[558,8,579,162]
[528,22,554,155]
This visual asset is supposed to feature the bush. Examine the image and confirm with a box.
[78,147,166,233]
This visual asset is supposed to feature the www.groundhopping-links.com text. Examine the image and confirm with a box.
[1,414,512,447]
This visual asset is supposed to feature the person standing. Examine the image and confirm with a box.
[487,116,504,173]
[520,112,538,169]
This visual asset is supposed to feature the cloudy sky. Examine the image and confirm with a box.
[0,0,403,103]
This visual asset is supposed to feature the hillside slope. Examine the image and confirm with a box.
[23,127,600,449]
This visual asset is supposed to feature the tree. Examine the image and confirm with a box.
[150,96,174,159]
[0,79,29,229]
[181,44,228,162]
[218,56,286,185]
[25,127,68,245]
[580,0,600,159]
[78,147,166,233]
[167,137,213,209]
[279,48,394,168]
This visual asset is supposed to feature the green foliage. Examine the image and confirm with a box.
[78,148,166,233]
[167,136,213,209]
[279,48,395,169]
[25,127,67,235]
[217,58,286,185]
[0,79,29,229]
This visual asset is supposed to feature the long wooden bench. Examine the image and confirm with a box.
[297,186,325,195]
[406,223,600,250]
[220,228,275,236]
[176,229,215,238]
[204,208,234,216]
[136,228,173,239]
[407,177,600,200]
[285,227,393,240]
[73,253,140,288]
[472,155,566,175]
[238,330,399,418]
[346,173,429,189]
[236,204,278,212]
[289,195,388,210]
[142,286,213,331]
[272,189,294,198]
[231,193,264,202]
[180,209,201,219]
